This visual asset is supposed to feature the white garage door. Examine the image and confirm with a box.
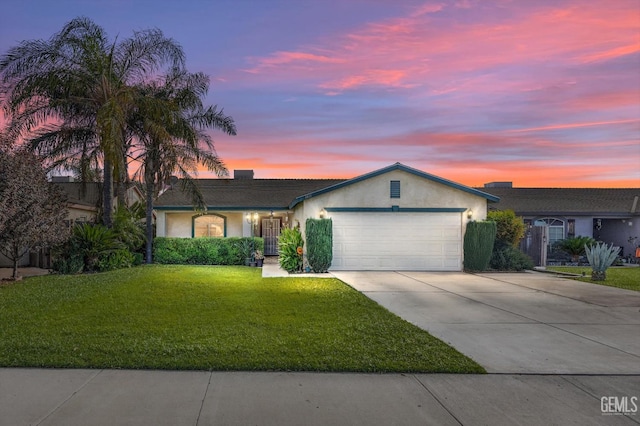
[331,212,462,271]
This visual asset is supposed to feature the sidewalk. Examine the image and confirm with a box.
[0,267,50,281]
[2,369,638,425]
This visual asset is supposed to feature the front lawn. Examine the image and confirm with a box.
[0,265,484,373]
[545,266,640,291]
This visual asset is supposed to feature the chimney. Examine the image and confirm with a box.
[484,182,512,188]
[234,170,254,180]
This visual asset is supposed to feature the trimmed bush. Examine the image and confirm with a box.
[463,221,496,272]
[306,218,333,273]
[153,237,263,265]
[490,241,534,271]
[96,248,136,272]
[278,228,304,273]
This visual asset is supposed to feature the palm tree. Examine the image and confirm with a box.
[0,17,185,227]
[128,68,236,263]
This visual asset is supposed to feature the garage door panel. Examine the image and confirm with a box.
[330,212,462,271]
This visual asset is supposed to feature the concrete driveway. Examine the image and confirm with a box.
[331,271,640,374]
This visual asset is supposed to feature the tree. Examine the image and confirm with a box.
[487,210,526,246]
[0,149,69,280]
[486,209,532,271]
[128,68,236,263]
[0,17,185,227]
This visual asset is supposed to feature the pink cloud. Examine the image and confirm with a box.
[241,0,639,96]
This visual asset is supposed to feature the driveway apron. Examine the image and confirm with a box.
[331,271,640,374]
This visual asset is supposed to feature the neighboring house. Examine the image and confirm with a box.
[0,177,143,268]
[481,183,640,262]
[155,163,499,271]
[53,177,145,225]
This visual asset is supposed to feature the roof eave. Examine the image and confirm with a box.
[289,162,499,208]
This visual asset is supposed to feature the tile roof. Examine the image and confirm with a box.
[155,179,347,209]
[481,187,640,216]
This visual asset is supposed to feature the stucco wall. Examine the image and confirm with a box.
[295,169,490,237]
[161,211,245,238]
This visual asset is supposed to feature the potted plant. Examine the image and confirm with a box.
[240,239,253,266]
[254,250,264,267]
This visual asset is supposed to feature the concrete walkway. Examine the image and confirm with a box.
[332,271,640,374]
[2,369,639,425]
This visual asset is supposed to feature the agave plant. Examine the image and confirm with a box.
[585,242,620,281]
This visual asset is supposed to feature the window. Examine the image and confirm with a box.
[390,180,401,198]
[193,214,225,237]
[534,217,565,246]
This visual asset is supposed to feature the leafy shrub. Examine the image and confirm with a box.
[306,218,333,272]
[52,223,126,273]
[153,237,263,265]
[278,228,304,273]
[112,204,146,253]
[487,210,525,247]
[554,236,596,262]
[96,248,135,272]
[464,221,496,272]
[490,241,534,271]
[51,252,84,274]
[585,242,620,281]
[239,238,254,264]
[132,252,144,266]
[71,223,124,272]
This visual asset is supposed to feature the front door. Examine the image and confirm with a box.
[262,218,281,255]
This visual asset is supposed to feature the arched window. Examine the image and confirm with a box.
[534,217,565,245]
[193,214,225,237]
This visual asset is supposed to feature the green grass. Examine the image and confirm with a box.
[0,265,484,373]
[546,266,640,291]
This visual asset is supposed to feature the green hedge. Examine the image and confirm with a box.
[306,218,333,272]
[153,237,264,265]
[463,221,496,272]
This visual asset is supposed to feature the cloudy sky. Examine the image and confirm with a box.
[1,0,638,187]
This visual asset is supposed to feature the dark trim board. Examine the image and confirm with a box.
[325,207,467,213]
[155,206,286,212]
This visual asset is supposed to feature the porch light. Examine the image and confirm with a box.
[467,209,473,219]
[319,209,327,219]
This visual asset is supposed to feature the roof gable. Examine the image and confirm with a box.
[289,163,499,209]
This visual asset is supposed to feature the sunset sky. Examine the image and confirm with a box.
[1,0,639,187]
